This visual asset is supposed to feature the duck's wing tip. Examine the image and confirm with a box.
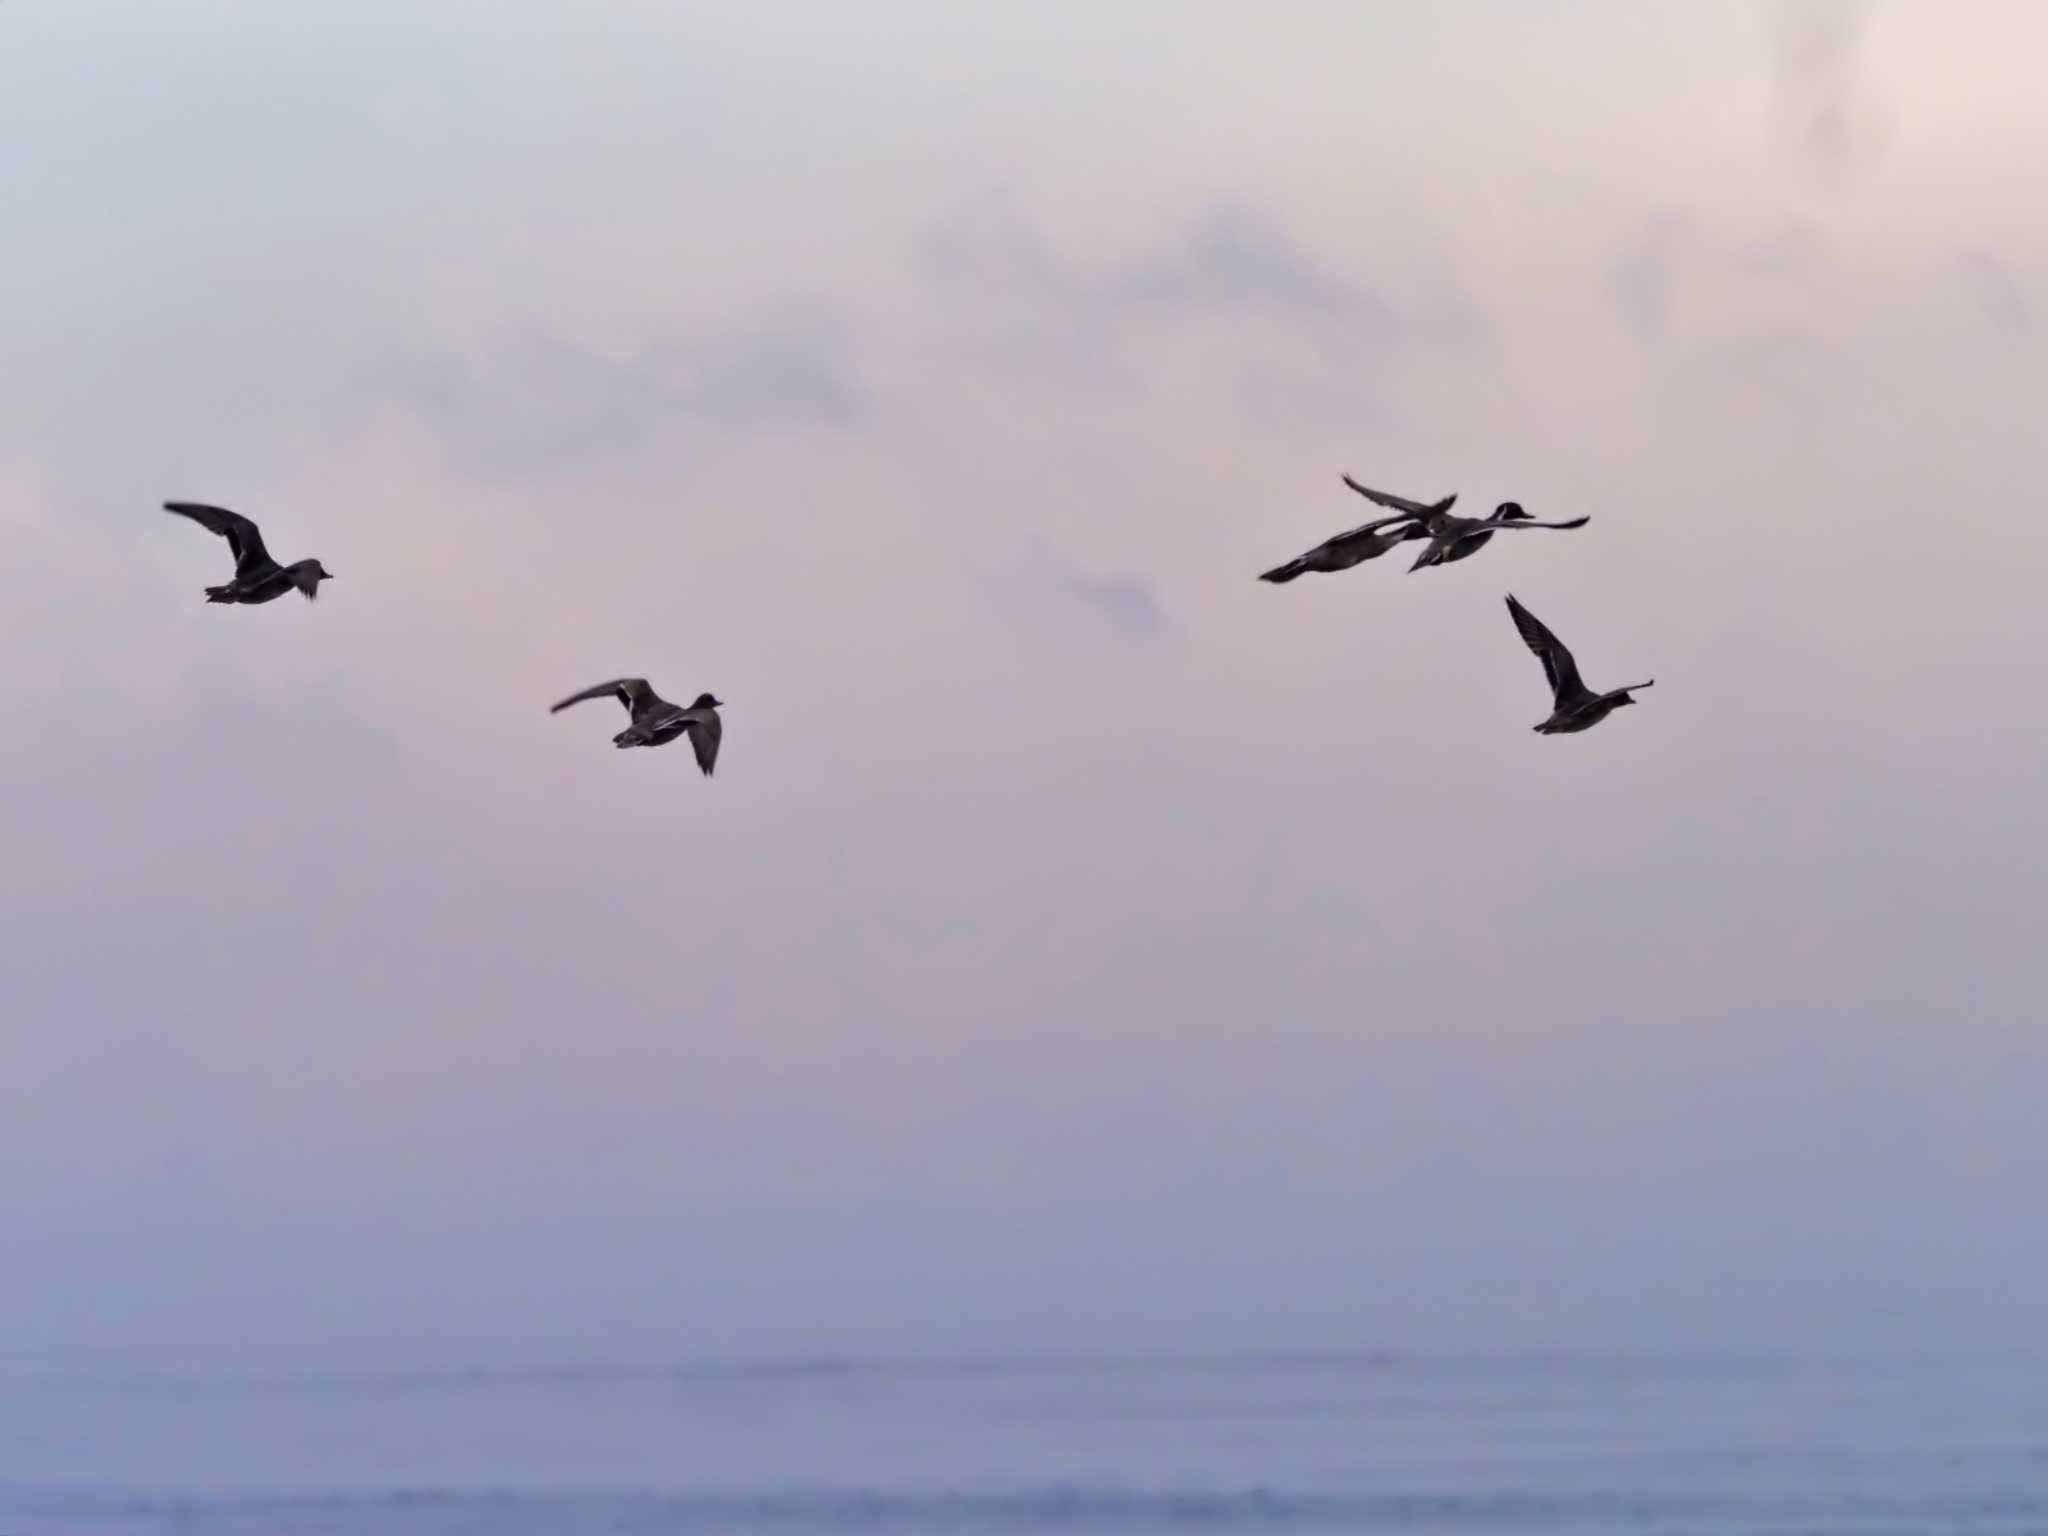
[550,679,647,715]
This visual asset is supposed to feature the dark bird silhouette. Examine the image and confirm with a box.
[1259,511,1431,583]
[1407,501,1587,571]
[1339,478,1589,572]
[1337,477,1459,523]
[1422,501,1533,566]
[1257,477,1460,583]
[550,679,723,774]
[1505,594,1652,734]
[163,501,333,604]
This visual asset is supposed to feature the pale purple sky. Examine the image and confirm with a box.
[4,1,2047,1372]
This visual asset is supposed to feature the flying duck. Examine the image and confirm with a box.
[1256,477,1466,583]
[163,501,333,604]
[1420,501,1533,566]
[550,679,723,774]
[1258,503,1435,583]
[1504,594,1652,734]
[1339,478,1589,572]
[1407,501,1590,571]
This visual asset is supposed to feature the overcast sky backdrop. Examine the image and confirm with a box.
[4,1,2047,1373]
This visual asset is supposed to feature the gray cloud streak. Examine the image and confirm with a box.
[1607,215,1690,344]
[1957,248,2030,333]
[1113,204,1376,322]
[964,538,1172,643]
[1769,0,1883,193]
[392,329,870,476]
[929,193,1392,335]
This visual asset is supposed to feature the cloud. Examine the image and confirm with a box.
[1957,248,2030,333]
[922,185,1075,302]
[1606,215,1690,344]
[390,328,869,476]
[1769,0,1884,193]
[927,193,1387,331]
[1728,221,1826,280]
[687,334,871,427]
[918,192,1410,413]
[966,539,1170,643]
[1113,203,1373,322]
[1051,563,1167,637]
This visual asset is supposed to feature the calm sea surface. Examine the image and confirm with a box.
[3,1353,2045,1533]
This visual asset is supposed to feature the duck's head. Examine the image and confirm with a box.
[1493,501,1530,522]
[292,560,335,599]
[692,693,724,710]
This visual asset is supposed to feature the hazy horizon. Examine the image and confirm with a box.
[5,0,2048,1376]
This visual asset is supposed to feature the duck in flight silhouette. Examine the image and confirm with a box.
[1257,481,1441,584]
[1504,594,1652,734]
[1340,478,1589,572]
[550,679,724,775]
[163,501,333,604]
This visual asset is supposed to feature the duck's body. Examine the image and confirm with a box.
[1257,480,1453,584]
[1259,515,1430,583]
[163,501,332,604]
[206,563,331,605]
[551,679,724,774]
[1423,502,1533,566]
[1505,593,1652,735]
[1407,502,1589,572]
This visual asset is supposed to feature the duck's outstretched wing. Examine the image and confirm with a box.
[163,501,273,576]
[682,711,721,776]
[1505,594,1585,706]
[1328,511,1424,543]
[1340,477,1456,517]
[1260,512,1421,581]
[550,678,657,719]
[1492,515,1590,532]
